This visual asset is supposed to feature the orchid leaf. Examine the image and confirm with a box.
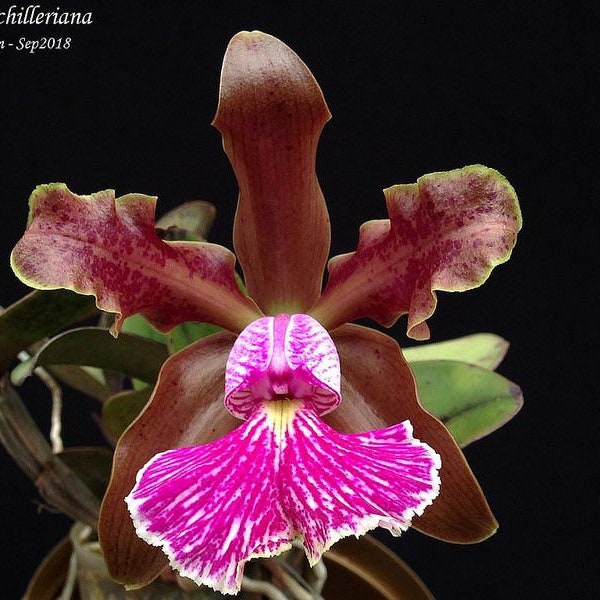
[312,165,522,339]
[0,289,98,373]
[411,360,523,447]
[101,387,153,441]
[403,333,509,370]
[57,446,113,499]
[214,31,332,314]
[14,327,168,385]
[122,313,222,355]
[45,365,110,402]
[10,184,261,335]
[10,361,110,402]
[156,200,216,242]
[121,315,168,389]
[168,322,222,354]
[122,313,168,345]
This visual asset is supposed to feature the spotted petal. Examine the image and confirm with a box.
[126,401,440,595]
[11,184,261,335]
[312,166,521,339]
[225,314,340,418]
[214,31,331,314]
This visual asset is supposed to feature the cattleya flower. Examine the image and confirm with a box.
[10,31,521,595]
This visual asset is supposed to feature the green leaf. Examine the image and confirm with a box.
[46,365,109,402]
[0,289,98,373]
[168,321,222,354]
[411,360,523,447]
[123,312,222,355]
[11,362,110,402]
[57,446,113,499]
[121,313,167,344]
[102,387,152,440]
[14,327,168,385]
[156,200,216,242]
[121,315,168,389]
[403,333,509,370]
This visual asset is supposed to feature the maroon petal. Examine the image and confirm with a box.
[98,332,239,587]
[11,184,261,334]
[312,166,521,339]
[213,31,331,314]
[327,324,498,543]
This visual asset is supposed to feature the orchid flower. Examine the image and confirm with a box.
[10,31,521,595]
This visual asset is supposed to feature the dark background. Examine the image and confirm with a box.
[1,2,596,598]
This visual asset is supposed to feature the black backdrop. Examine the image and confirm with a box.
[1,2,595,598]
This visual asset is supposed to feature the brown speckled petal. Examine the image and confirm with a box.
[11,184,261,334]
[312,166,521,339]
